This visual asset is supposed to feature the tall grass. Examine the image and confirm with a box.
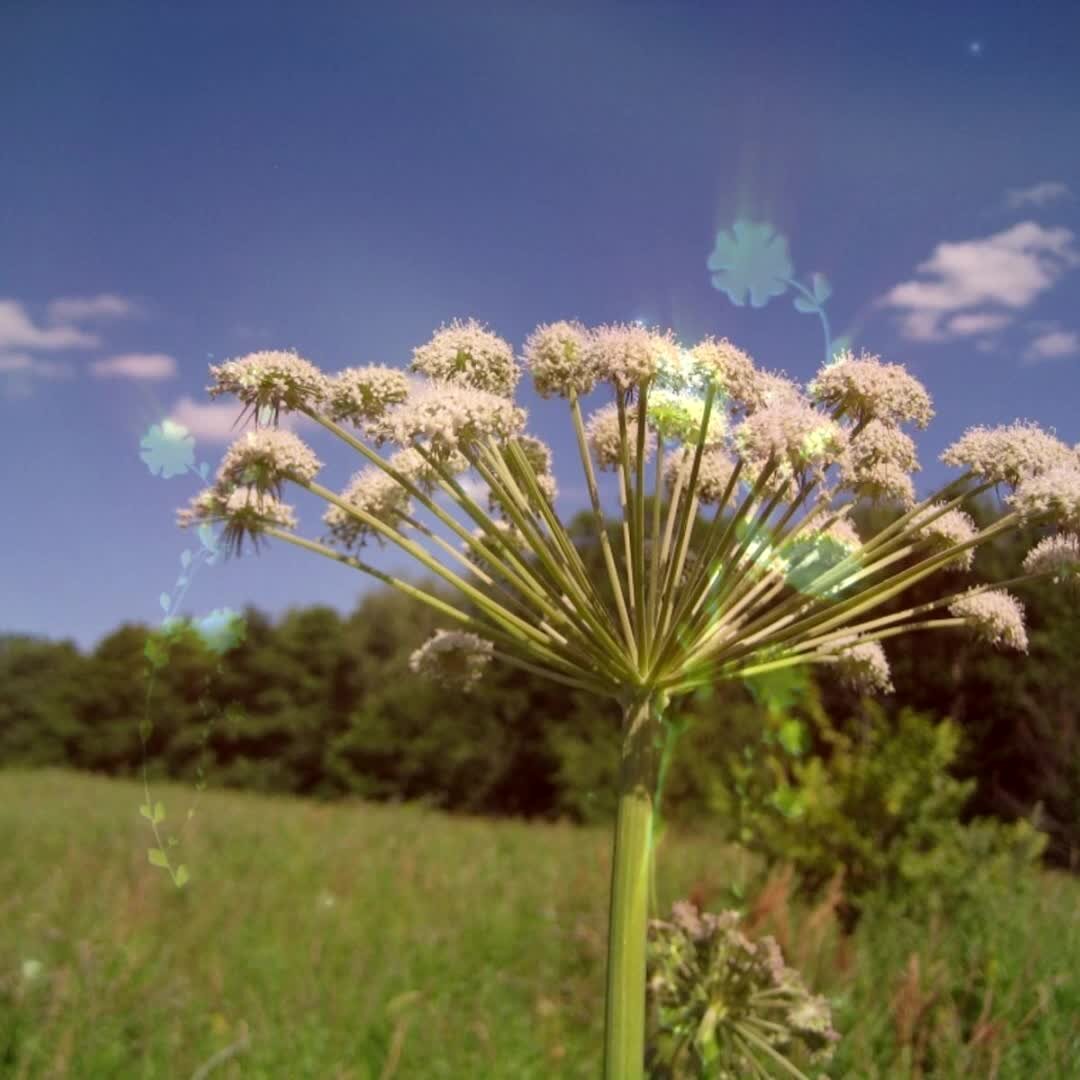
[1,769,1076,1077]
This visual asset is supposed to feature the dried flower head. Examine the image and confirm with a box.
[1022,533,1080,587]
[382,381,527,460]
[207,349,330,425]
[322,467,413,549]
[810,348,934,428]
[664,445,738,506]
[408,629,494,692]
[585,402,657,471]
[522,320,596,399]
[948,588,1028,651]
[409,318,520,396]
[216,428,323,498]
[1008,465,1080,531]
[941,420,1076,489]
[325,365,410,429]
[832,638,894,694]
[912,503,977,571]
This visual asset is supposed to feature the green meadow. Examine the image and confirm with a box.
[2,768,1077,1078]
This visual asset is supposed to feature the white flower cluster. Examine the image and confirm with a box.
[663,445,738,506]
[322,467,413,549]
[911,504,977,571]
[409,318,520,397]
[408,629,494,692]
[217,428,323,497]
[735,400,848,482]
[832,639,894,694]
[521,320,596,399]
[585,402,656,471]
[1008,465,1080,531]
[687,337,761,410]
[948,588,1028,652]
[810,349,934,428]
[325,365,410,429]
[1023,533,1080,587]
[207,349,330,422]
[177,484,298,532]
[460,520,528,555]
[388,446,469,494]
[381,381,527,459]
[941,420,1076,489]
[837,420,920,506]
[588,324,679,392]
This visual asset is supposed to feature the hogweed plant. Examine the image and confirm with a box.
[171,311,1080,1078]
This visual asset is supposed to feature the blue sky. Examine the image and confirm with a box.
[3,1,1079,652]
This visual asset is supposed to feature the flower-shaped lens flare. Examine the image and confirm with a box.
[707,220,794,308]
[140,419,195,478]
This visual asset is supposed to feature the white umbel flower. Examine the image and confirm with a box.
[410,318,520,396]
[588,324,678,391]
[912,504,977,571]
[217,428,323,498]
[663,445,738,505]
[177,484,298,557]
[522,320,596,399]
[942,421,1076,489]
[326,365,410,429]
[810,349,933,429]
[686,337,760,409]
[832,638,894,693]
[948,588,1028,652]
[1008,465,1080,531]
[647,387,727,447]
[207,349,330,423]
[1022,533,1080,587]
[585,402,657,471]
[735,400,847,481]
[323,467,413,549]
[409,629,494,692]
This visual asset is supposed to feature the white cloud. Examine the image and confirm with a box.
[0,299,98,350]
[0,353,74,377]
[166,396,315,443]
[90,353,177,379]
[945,312,1013,336]
[879,222,1080,343]
[1023,329,1080,362]
[1005,181,1070,209]
[48,293,138,323]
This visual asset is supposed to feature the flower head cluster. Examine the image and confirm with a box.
[585,402,656,471]
[408,629,494,692]
[912,503,977,571]
[461,519,528,555]
[207,349,330,424]
[388,446,469,494]
[177,484,298,557]
[409,318,519,396]
[647,387,727,446]
[1022,533,1080,587]
[1008,465,1080,531]
[323,467,414,549]
[948,588,1028,652]
[664,445,738,506]
[810,349,934,428]
[382,381,527,460]
[687,337,760,409]
[521,320,596,399]
[941,421,1076,489]
[735,400,847,485]
[747,369,806,413]
[647,901,839,1076]
[216,428,323,499]
[831,638,894,694]
[325,365,410,430]
[838,420,919,506]
[588,323,679,392]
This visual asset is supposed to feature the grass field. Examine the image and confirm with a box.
[1,768,1078,1078]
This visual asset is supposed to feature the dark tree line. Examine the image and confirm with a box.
[2,504,1077,866]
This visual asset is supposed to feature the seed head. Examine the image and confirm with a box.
[911,504,977,571]
[177,484,298,558]
[664,445,738,505]
[588,323,678,391]
[831,638,894,694]
[1008,465,1080,530]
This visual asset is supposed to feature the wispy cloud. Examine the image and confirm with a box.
[878,222,1080,344]
[48,293,139,323]
[1005,181,1071,210]
[167,396,314,443]
[0,353,75,377]
[90,353,177,380]
[0,299,98,350]
[1023,328,1080,363]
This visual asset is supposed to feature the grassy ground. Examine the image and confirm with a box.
[1,768,1077,1078]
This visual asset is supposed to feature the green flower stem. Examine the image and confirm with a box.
[488,649,615,697]
[615,396,641,644]
[648,713,683,919]
[617,460,637,619]
[656,448,687,585]
[646,435,665,670]
[604,689,667,1080]
[734,1023,812,1080]
[634,385,650,660]
[569,393,639,663]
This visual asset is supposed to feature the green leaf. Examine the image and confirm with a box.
[174,865,190,888]
[812,272,832,303]
[778,719,807,756]
[159,592,171,613]
[153,801,165,824]
[793,295,817,314]
[180,549,192,568]
[148,848,169,868]
[139,803,154,821]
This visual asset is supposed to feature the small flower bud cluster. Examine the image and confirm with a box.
[217,428,323,498]
[912,503,977,571]
[941,420,1076,489]
[810,348,934,428]
[207,349,330,424]
[409,318,520,397]
[646,901,839,1076]
[1008,465,1080,531]
[948,588,1028,652]
[831,638,894,694]
[322,467,414,549]
[325,365,410,430]
[1022,533,1080,588]
[521,320,597,399]
[664,445,738,506]
[585,402,656,471]
[408,629,494,692]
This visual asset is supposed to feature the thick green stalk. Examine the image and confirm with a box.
[605,689,667,1080]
